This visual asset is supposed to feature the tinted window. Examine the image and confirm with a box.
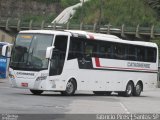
[112,43,126,60]
[127,45,137,61]
[98,41,113,58]
[84,41,97,57]
[68,37,83,60]
[137,47,146,61]
[68,37,157,63]
[146,47,156,62]
[50,35,68,76]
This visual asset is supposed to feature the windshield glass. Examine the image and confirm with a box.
[10,34,53,71]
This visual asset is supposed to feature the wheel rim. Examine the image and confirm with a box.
[66,81,74,94]
[136,84,142,94]
[127,84,132,95]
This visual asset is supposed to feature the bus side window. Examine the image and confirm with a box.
[146,47,156,62]
[98,42,112,59]
[68,37,83,60]
[84,41,97,58]
[137,47,145,62]
[85,45,93,57]
[127,45,137,61]
[99,46,106,58]
[113,44,126,60]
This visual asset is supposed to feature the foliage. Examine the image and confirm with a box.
[32,0,61,4]
[20,0,79,23]
[32,0,79,7]
[60,0,80,8]
[71,0,160,27]
[146,0,160,17]
[22,13,56,23]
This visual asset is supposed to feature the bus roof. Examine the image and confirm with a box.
[20,30,70,36]
[20,30,157,48]
[66,30,157,48]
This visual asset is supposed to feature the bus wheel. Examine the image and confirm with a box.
[124,82,134,97]
[133,82,142,96]
[61,79,76,96]
[30,89,43,95]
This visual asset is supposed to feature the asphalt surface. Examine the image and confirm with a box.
[0,78,160,120]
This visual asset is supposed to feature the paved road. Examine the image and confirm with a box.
[0,78,160,120]
[0,79,160,120]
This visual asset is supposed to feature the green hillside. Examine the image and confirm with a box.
[0,0,80,23]
[71,0,160,27]
[22,0,80,23]
[32,0,79,8]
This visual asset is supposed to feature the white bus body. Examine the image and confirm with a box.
[8,30,158,96]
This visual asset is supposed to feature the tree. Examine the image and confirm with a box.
[147,0,160,17]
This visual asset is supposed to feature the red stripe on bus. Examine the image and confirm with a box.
[88,34,94,40]
[100,66,157,72]
[94,58,157,72]
[95,57,101,67]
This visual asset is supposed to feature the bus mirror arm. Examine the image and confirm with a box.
[46,46,55,59]
[2,45,12,58]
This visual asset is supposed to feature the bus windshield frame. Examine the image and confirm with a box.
[10,33,53,71]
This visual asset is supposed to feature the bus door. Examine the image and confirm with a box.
[49,35,68,76]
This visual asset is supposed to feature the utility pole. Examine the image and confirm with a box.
[80,0,84,23]
[98,0,103,32]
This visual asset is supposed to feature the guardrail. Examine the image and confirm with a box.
[0,18,160,38]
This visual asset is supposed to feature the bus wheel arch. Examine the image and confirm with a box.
[133,80,143,96]
[61,78,77,96]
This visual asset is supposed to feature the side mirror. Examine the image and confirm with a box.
[2,45,12,57]
[46,46,55,59]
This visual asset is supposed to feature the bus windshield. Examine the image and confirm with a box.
[10,34,53,71]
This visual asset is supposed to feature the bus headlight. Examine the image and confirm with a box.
[9,74,15,79]
[36,76,47,81]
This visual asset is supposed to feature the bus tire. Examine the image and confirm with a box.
[30,89,43,95]
[61,79,76,96]
[124,82,134,97]
[133,82,143,96]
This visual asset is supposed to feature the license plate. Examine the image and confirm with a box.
[21,83,28,87]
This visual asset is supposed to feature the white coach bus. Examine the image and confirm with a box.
[2,30,158,97]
